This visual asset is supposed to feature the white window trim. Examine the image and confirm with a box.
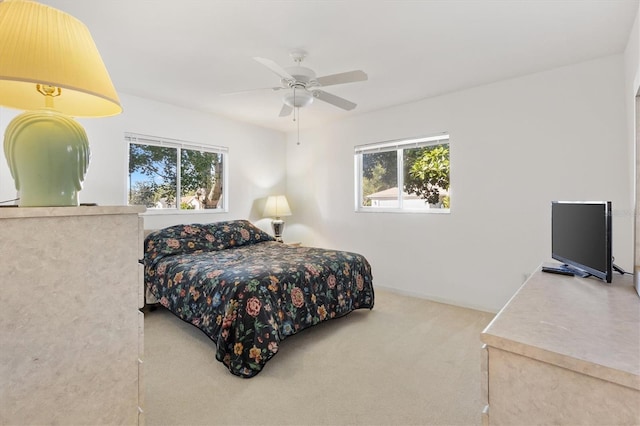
[355,133,450,214]
[125,132,229,214]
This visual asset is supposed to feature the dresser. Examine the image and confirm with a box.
[0,206,145,425]
[480,267,640,425]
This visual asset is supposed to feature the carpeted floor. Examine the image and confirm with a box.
[143,288,495,426]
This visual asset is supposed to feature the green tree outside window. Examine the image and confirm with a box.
[128,139,226,210]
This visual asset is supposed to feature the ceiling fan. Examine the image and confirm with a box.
[251,49,368,117]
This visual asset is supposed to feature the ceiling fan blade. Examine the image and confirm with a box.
[219,86,284,96]
[313,90,357,111]
[316,70,368,87]
[254,57,294,81]
[279,104,293,117]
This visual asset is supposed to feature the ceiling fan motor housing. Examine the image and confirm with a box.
[281,64,316,108]
[284,66,316,85]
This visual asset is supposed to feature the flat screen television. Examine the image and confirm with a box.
[551,201,612,283]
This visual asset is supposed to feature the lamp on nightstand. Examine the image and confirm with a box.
[263,195,292,242]
[0,0,121,207]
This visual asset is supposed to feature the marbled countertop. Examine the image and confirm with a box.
[481,267,640,390]
[0,205,145,218]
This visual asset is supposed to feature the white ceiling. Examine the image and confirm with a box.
[42,0,638,133]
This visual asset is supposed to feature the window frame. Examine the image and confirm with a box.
[125,132,229,214]
[354,133,450,214]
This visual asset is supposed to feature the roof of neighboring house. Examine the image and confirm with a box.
[366,187,419,200]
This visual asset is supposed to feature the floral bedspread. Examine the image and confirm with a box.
[144,220,374,378]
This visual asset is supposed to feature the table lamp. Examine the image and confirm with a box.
[0,0,122,207]
[263,195,292,242]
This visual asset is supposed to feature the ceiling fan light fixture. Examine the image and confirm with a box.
[283,91,313,108]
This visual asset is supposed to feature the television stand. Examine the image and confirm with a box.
[612,263,626,275]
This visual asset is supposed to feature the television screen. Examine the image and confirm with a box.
[551,201,612,283]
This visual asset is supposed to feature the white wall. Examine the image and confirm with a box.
[0,107,19,204]
[623,0,640,293]
[286,55,632,312]
[0,93,287,232]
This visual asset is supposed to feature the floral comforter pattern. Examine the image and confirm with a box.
[144,220,374,378]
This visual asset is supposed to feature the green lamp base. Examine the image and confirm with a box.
[3,109,90,207]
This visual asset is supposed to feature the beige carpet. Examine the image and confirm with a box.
[143,288,495,426]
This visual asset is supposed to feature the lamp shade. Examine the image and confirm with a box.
[283,91,314,109]
[0,0,121,117]
[263,195,292,218]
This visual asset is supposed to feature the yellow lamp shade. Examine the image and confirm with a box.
[0,0,121,206]
[0,0,121,116]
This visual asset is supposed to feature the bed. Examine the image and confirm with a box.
[144,219,374,378]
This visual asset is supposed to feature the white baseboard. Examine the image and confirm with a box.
[374,284,499,314]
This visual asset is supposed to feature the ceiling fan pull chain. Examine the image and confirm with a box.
[297,107,301,145]
[292,86,297,122]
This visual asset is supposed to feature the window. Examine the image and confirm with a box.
[126,133,228,211]
[355,134,450,212]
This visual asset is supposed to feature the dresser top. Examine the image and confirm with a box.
[481,267,640,390]
[0,205,145,219]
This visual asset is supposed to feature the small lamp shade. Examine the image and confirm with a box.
[263,195,292,218]
[0,0,122,116]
